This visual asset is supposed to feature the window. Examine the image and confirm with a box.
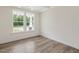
[12,9,35,33]
[12,10,24,33]
[26,13,34,31]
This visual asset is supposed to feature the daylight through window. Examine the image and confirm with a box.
[12,9,34,33]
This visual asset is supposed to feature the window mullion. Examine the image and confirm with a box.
[23,11,26,32]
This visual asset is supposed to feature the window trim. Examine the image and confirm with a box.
[12,8,35,33]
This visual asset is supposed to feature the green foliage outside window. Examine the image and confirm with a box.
[13,14,23,27]
[26,16,30,26]
[13,22,23,27]
[13,14,23,21]
[13,14,33,27]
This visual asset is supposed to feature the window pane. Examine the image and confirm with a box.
[13,22,23,27]
[13,15,24,21]
[26,13,34,31]
[26,16,30,26]
[12,10,24,33]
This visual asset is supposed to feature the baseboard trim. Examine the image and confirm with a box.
[41,34,79,49]
[0,35,41,49]
[0,35,41,46]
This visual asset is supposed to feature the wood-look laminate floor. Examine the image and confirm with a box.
[0,36,79,53]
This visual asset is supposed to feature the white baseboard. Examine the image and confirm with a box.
[41,33,79,49]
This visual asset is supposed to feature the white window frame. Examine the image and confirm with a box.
[25,12,35,31]
[12,8,35,33]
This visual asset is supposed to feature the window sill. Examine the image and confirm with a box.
[11,30,35,34]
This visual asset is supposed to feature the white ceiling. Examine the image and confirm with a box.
[17,6,51,13]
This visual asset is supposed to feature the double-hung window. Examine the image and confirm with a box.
[26,13,34,31]
[12,9,35,33]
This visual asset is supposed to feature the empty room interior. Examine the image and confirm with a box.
[0,6,79,53]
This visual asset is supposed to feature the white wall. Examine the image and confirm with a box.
[1,6,79,49]
[0,6,40,44]
[41,6,79,49]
